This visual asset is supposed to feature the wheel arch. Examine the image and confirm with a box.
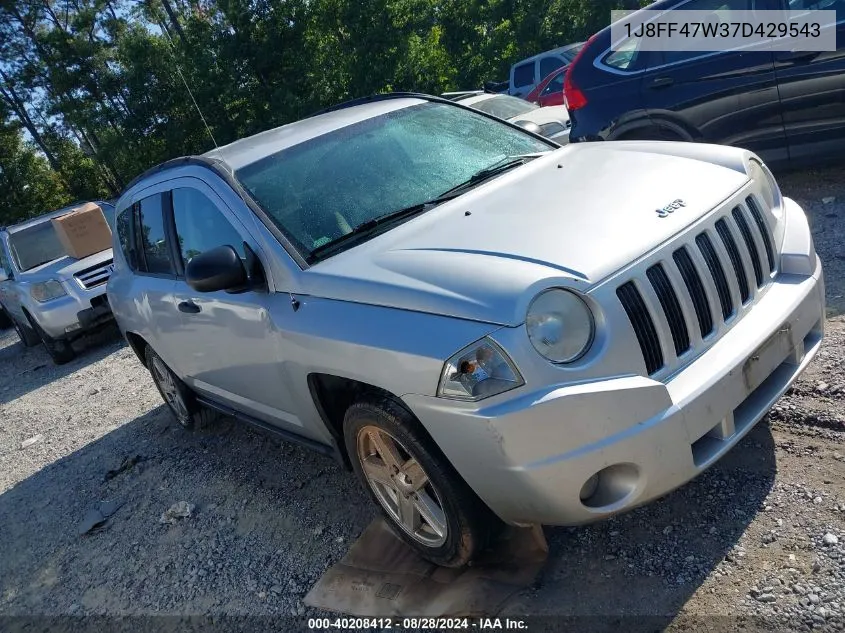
[610,115,698,142]
[307,373,417,469]
[124,331,149,367]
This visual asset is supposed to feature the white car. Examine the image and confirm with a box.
[448,92,571,144]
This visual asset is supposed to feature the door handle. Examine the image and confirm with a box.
[776,49,820,63]
[178,301,201,314]
[649,76,674,89]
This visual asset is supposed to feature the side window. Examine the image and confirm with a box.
[513,62,535,88]
[171,187,246,267]
[116,206,139,271]
[539,56,564,79]
[138,193,175,275]
[541,72,566,96]
[605,36,645,70]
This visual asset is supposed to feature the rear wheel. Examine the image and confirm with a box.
[145,346,217,430]
[344,397,501,568]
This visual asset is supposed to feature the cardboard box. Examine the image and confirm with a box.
[51,202,113,260]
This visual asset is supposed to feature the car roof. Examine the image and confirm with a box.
[203,97,427,171]
[4,201,113,234]
[512,42,583,67]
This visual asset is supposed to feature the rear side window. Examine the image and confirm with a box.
[539,56,564,79]
[605,36,644,70]
[116,207,139,271]
[171,188,245,266]
[513,62,534,87]
[138,193,175,275]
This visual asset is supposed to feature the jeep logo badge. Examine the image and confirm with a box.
[656,199,686,218]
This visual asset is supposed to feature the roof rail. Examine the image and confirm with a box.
[121,155,225,197]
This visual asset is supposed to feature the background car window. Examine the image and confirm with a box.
[138,193,174,275]
[562,43,584,62]
[539,56,564,79]
[513,62,534,87]
[541,72,565,96]
[657,0,761,65]
[116,206,139,271]
[605,36,645,70]
[787,0,845,19]
[172,188,245,266]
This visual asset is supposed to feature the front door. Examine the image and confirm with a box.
[166,179,310,438]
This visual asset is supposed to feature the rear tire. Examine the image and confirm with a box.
[344,397,501,568]
[145,346,218,430]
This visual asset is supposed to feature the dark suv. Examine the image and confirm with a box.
[566,0,845,167]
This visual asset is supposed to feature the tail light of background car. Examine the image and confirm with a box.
[563,34,597,111]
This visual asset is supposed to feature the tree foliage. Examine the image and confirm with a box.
[0,0,642,223]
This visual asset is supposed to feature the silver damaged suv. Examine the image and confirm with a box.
[108,95,825,567]
[1,203,116,364]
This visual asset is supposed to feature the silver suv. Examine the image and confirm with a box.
[107,94,824,567]
[0,203,116,364]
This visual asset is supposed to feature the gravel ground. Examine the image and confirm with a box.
[0,165,843,631]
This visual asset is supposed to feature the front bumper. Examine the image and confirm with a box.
[30,291,113,339]
[405,253,824,527]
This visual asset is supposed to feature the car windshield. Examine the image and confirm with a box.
[235,101,552,261]
[7,202,114,272]
[8,222,67,271]
[469,95,539,120]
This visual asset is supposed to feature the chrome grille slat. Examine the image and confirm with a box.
[74,259,114,290]
[715,218,750,304]
[617,281,664,375]
[732,206,764,288]
[695,232,734,320]
[646,264,690,357]
[746,195,776,272]
[672,247,714,339]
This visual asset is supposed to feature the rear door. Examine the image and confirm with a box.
[510,60,536,97]
[773,0,845,163]
[641,0,787,163]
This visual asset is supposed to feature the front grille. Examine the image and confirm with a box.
[617,196,777,377]
[74,259,114,289]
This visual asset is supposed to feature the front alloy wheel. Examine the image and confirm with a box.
[357,426,448,548]
[344,398,500,567]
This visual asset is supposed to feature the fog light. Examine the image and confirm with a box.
[65,323,82,333]
[579,463,641,510]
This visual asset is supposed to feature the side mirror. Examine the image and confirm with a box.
[185,245,248,293]
[513,120,544,136]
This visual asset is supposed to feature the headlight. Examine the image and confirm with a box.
[30,280,67,303]
[526,288,594,363]
[437,337,524,401]
[748,158,783,220]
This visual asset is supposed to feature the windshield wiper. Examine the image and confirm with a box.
[308,202,440,262]
[435,153,545,199]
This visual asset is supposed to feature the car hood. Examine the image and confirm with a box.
[20,249,113,283]
[301,142,751,326]
[510,105,570,126]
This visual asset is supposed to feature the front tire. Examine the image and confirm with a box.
[13,317,41,347]
[145,346,217,430]
[30,319,76,365]
[344,397,500,568]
